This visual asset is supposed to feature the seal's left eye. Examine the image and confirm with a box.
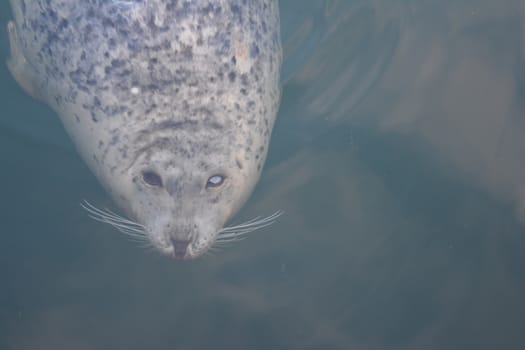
[142,171,163,187]
[206,175,225,188]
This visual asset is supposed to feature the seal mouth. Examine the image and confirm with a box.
[170,238,192,260]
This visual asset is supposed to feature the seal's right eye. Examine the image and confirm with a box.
[142,171,163,187]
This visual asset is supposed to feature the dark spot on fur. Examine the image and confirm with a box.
[58,18,69,31]
[236,159,243,169]
[228,71,236,82]
[181,44,192,59]
[163,40,172,50]
[250,43,260,58]
[128,39,142,52]
[241,74,249,86]
[111,59,125,68]
[110,134,119,145]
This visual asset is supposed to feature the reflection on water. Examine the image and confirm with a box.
[2,1,525,349]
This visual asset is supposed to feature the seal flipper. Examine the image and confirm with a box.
[7,21,45,102]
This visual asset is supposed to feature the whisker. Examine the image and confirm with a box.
[220,211,283,232]
[220,211,283,234]
[217,229,257,238]
[219,225,273,238]
[215,234,247,242]
[80,200,148,244]
[214,238,245,246]
[101,208,145,227]
[85,214,145,237]
[116,228,149,240]
[225,215,263,228]
[81,201,144,228]
[82,201,126,221]
[214,210,284,249]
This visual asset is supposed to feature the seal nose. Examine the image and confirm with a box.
[171,238,190,259]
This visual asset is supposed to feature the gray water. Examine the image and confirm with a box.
[2,1,525,349]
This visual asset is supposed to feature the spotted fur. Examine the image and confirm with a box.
[8,0,282,259]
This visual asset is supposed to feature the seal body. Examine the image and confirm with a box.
[7,0,282,259]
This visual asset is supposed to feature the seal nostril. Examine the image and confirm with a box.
[171,238,190,259]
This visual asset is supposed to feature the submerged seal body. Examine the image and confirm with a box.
[7,0,282,259]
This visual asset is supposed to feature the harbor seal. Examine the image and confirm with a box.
[7,0,282,259]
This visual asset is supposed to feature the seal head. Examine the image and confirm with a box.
[7,0,282,259]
